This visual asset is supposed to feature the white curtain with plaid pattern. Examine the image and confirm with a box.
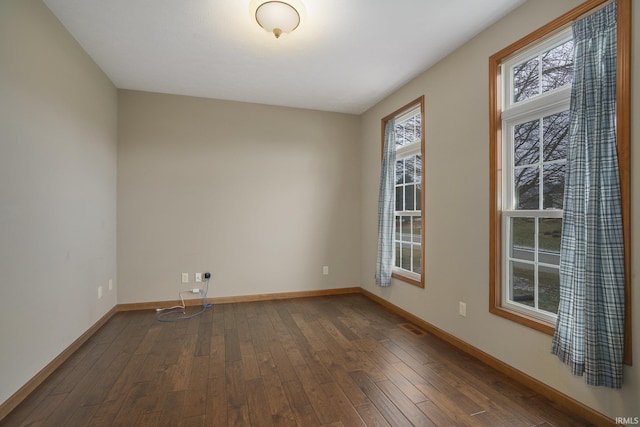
[551,1,625,389]
[375,120,396,287]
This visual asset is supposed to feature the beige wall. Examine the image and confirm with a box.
[117,91,361,303]
[0,0,118,405]
[360,0,639,420]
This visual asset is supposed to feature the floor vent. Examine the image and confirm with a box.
[398,323,427,336]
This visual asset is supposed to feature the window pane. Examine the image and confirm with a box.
[413,216,422,243]
[511,217,535,261]
[401,216,411,241]
[395,114,421,147]
[514,119,540,166]
[539,218,562,265]
[412,115,422,141]
[405,184,415,210]
[395,216,401,241]
[542,40,574,93]
[394,123,406,147]
[401,243,411,270]
[405,157,415,183]
[539,265,560,314]
[395,186,403,211]
[510,261,535,307]
[543,111,569,162]
[415,154,422,183]
[412,244,422,274]
[394,242,400,267]
[543,163,565,209]
[513,57,539,103]
[395,160,404,185]
[515,166,539,209]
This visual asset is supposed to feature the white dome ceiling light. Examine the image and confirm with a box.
[255,1,300,39]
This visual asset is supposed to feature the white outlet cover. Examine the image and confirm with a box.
[181,273,189,283]
[98,286,103,299]
[459,301,467,317]
[108,279,113,291]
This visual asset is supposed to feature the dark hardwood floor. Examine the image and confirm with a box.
[1,294,595,426]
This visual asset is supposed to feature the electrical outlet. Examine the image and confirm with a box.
[323,266,329,275]
[98,286,103,299]
[108,278,113,291]
[195,272,202,283]
[459,301,467,317]
[181,273,189,283]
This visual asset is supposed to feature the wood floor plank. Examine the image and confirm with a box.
[315,350,369,407]
[289,313,328,353]
[2,294,600,427]
[320,382,367,427]
[349,370,412,427]
[111,380,161,427]
[136,334,180,384]
[256,351,298,426]
[247,312,274,355]
[171,334,198,392]
[182,387,207,419]
[208,333,225,380]
[268,340,298,384]
[226,359,247,409]
[354,402,391,427]
[135,410,161,427]
[223,303,238,331]
[224,323,242,363]
[204,377,226,427]
[419,358,538,426]
[188,355,210,390]
[245,378,274,427]
[281,377,320,426]
[226,403,250,427]
[180,414,205,427]
[289,403,321,427]
[194,320,212,357]
[417,399,457,426]
[374,379,435,426]
[293,363,338,425]
[239,335,261,382]
[88,353,149,425]
[13,392,67,427]
[49,341,110,395]
[134,324,163,355]
[391,360,485,427]
[65,403,100,426]
[158,390,186,427]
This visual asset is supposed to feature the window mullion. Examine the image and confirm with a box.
[534,217,540,310]
[539,117,544,210]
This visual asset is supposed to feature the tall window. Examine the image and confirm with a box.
[489,0,631,365]
[500,29,573,323]
[383,97,425,287]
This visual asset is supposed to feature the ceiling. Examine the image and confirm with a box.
[43,0,526,114]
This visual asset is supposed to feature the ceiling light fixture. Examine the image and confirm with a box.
[255,1,300,39]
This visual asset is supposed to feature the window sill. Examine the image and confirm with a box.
[489,305,555,335]
[392,272,424,288]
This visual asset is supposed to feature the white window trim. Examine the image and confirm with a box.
[502,28,573,111]
[392,105,422,281]
[501,211,563,324]
[499,28,573,323]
